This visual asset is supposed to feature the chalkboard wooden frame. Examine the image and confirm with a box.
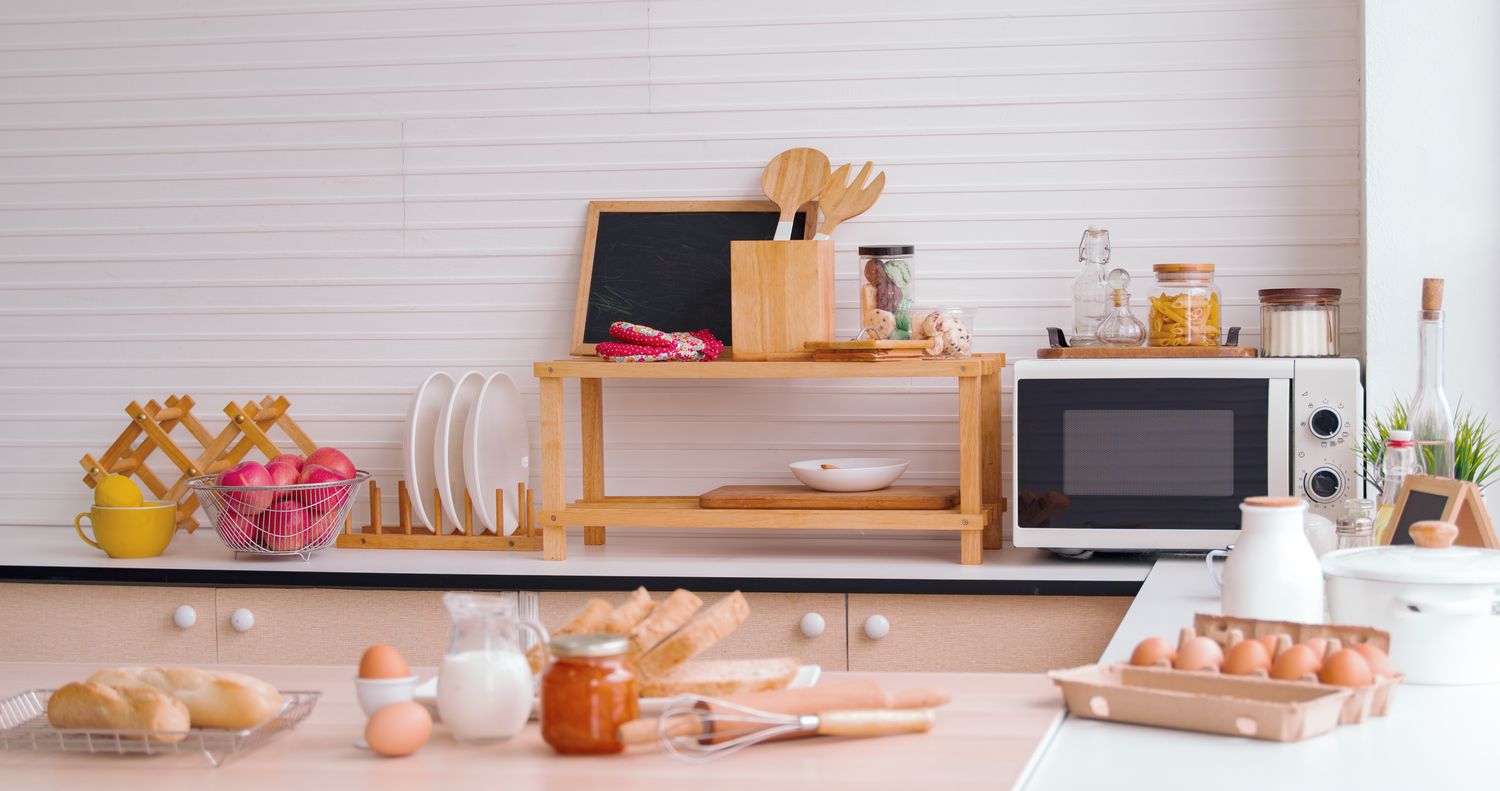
[570,200,814,356]
[1384,474,1496,548]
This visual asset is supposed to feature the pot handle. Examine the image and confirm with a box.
[1394,591,1496,618]
[1204,549,1229,589]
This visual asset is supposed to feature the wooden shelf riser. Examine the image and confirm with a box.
[542,505,985,531]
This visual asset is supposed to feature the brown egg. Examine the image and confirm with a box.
[1270,644,1322,681]
[1301,637,1329,660]
[365,701,432,757]
[1173,637,1224,672]
[359,644,411,679]
[1256,634,1282,657]
[1222,638,1273,676]
[1319,649,1375,687]
[1351,643,1395,678]
[1130,636,1176,667]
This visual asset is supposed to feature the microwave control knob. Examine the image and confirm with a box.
[1308,407,1342,439]
[1305,467,1343,503]
[864,614,890,641]
[799,612,826,638]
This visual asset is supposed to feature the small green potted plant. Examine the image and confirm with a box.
[1361,398,1500,495]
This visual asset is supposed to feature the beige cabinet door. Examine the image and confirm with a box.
[215,588,451,666]
[0,582,217,664]
[537,590,847,671]
[848,594,1130,673]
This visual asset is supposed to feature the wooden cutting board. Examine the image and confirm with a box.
[699,485,960,510]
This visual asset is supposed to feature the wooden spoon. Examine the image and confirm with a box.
[761,147,830,240]
[815,161,885,240]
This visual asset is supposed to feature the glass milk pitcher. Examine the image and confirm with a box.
[437,592,550,743]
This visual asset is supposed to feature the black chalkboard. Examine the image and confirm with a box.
[1390,490,1449,545]
[571,202,810,354]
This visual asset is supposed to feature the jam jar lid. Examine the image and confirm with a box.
[550,633,629,658]
[858,245,914,257]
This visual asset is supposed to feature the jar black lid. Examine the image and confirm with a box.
[858,245,914,257]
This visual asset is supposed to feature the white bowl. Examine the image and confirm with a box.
[790,458,908,492]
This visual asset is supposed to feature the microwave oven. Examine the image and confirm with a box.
[1011,357,1362,553]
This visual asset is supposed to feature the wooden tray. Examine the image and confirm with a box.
[805,340,932,351]
[1036,346,1258,359]
[699,485,960,510]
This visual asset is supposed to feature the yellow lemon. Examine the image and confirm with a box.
[94,474,144,508]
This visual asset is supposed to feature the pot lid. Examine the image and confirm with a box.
[1321,521,1500,585]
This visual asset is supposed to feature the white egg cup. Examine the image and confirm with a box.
[354,675,417,749]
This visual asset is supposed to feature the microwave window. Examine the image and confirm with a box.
[1063,410,1234,497]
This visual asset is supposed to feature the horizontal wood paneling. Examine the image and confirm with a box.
[0,0,1361,534]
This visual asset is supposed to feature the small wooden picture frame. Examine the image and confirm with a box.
[1383,475,1496,548]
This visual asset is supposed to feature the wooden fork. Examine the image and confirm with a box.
[814,161,886,240]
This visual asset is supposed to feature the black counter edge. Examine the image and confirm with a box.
[0,566,1142,597]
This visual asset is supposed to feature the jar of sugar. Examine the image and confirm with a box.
[1259,288,1340,357]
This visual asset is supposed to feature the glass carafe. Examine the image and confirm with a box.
[1070,226,1110,347]
[437,592,549,743]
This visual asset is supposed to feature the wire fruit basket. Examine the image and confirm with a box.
[0,688,320,767]
[188,470,370,560]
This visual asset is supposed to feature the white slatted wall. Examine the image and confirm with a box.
[0,0,1362,534]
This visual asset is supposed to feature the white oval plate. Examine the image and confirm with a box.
[790,457,909,492]
[462,372,529,535]
[433,371,485,532]
[403,372,455,532]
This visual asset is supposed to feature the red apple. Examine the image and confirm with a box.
[267,453,304,473]
[215,509,261,551]
[265,461,299,488]
[217,460,274,515]
[304,447,355,480]
[308,508,343,546]
[256,497,309,552]
[297,464,352,513]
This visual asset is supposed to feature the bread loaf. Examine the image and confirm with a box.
[602,587,655,635]
[87,667,283,730]
[528,597,613,672]
[47,681,191,742]
[627,589,702,658]
[637,658,800,698]
[635,591,750,678]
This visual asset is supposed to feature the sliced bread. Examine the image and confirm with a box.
[602,587,655,635]
[627,588,702,658]
[528,597,613,671]
[638,657,800,698]
[635,590,750,677]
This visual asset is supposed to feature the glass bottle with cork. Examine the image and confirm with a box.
[1409,277,1455,477]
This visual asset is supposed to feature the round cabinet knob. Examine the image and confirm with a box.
[864,614,890,641]
[799,612,826,638]
[1305,467,1344,503]
[172,605,196,630]
[1308,407,1342,439]
[230,608,255,633]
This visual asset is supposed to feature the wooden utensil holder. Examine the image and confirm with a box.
[730,239,835,360]
[334,478,542,551]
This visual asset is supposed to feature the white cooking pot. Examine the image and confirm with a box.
[1321,520,1500,686]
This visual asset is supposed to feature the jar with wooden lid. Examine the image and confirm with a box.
[1259,288,1340,357]
[1148,263,1221,347]
[540,634,638,755]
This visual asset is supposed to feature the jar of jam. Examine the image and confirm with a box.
[540,633,638,755]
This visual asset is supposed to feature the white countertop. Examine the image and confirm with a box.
[1022,559,1500,790]
[0,526,1150,593]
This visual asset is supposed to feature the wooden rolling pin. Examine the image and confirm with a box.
[617,681,951,746]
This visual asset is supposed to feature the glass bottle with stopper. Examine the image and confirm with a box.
[1096,267,1146,347]
[1409,277,1455,477]
[1070,226,1110,347]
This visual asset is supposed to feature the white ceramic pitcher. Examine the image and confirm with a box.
[1206,496,1324,622]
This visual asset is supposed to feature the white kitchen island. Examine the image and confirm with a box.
[1021,559,1500,790]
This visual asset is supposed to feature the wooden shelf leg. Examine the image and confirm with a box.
[980,366,1003,551]
[958,374,983,566]
[539,376,567,561]
[580,377,606,546]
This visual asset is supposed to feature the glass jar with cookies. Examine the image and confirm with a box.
[859,245,916,340]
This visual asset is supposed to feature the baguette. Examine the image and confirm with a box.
[87,667,283,730]
[635,591,750,678]
[528,597,614,672]
[627,589,702,658]
[47,681,191,742]
[602,587,655,635]
[637,657,800,698]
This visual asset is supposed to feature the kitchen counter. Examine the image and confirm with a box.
[1022,559,1500,790]
[0,525,1149,595]
[0,662,1060,791]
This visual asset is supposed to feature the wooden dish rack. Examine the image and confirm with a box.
[335,479,542,551]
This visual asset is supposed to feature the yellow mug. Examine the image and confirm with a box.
[74,502,177,558]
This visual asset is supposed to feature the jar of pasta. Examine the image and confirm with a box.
[1148,264,1221,347]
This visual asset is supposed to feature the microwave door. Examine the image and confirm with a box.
[1015,377,1285,546]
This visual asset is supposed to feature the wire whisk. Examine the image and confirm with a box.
[657,694,936,763]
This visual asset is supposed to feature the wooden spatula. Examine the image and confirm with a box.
[761,147,830,240]
[815,161,885,240]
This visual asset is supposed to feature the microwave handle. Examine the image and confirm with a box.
[1267,379,1291,497]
